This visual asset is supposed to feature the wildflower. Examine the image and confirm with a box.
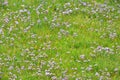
[4,17,9,23]
[0,28,3,34]
[95,72,99,77]
[45,70,51,76]
[51,76,57,80]
[82,2,87,6]
[106,72,110,77]
[15,21,19,24]
[114,68,119,72]
[21,4,25,7]
[3,0,8,6]
[8,66,14,70]
[80,54,85,60]
[8,26,13,34]
[97,46,103,51]
[90,53,96,58]
[99,76,104,80]
[0,40,3,44]
[73,32,78,37]
[21,66,25,70]
[37,19,41,23]
[86,66,92,71]
[109,32,117,39]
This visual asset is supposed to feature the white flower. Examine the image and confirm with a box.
[109,32,117,39]
[99,76,104,80]
[82,2,87,6]
[95,72,99,76]
[0,28,3,34]
[86,66,92,71]
[15,21,19,24]
[4,17,9,23]
[80,54,85,60]
[21,4,25,7]
[106,72,110,77]
[21,66,25,70]
[73,32,78,37]
[3,0,8,5]
[114,68,119,72]
[8,66,14,70]
[37,19,41,23]
[51,76,57,80]
[45,70,51,76]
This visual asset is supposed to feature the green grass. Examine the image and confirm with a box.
[0,0,120,80]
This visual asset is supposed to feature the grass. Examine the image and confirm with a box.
[0,0,120,80]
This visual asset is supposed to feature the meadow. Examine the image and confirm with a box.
[0,0,120,80]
